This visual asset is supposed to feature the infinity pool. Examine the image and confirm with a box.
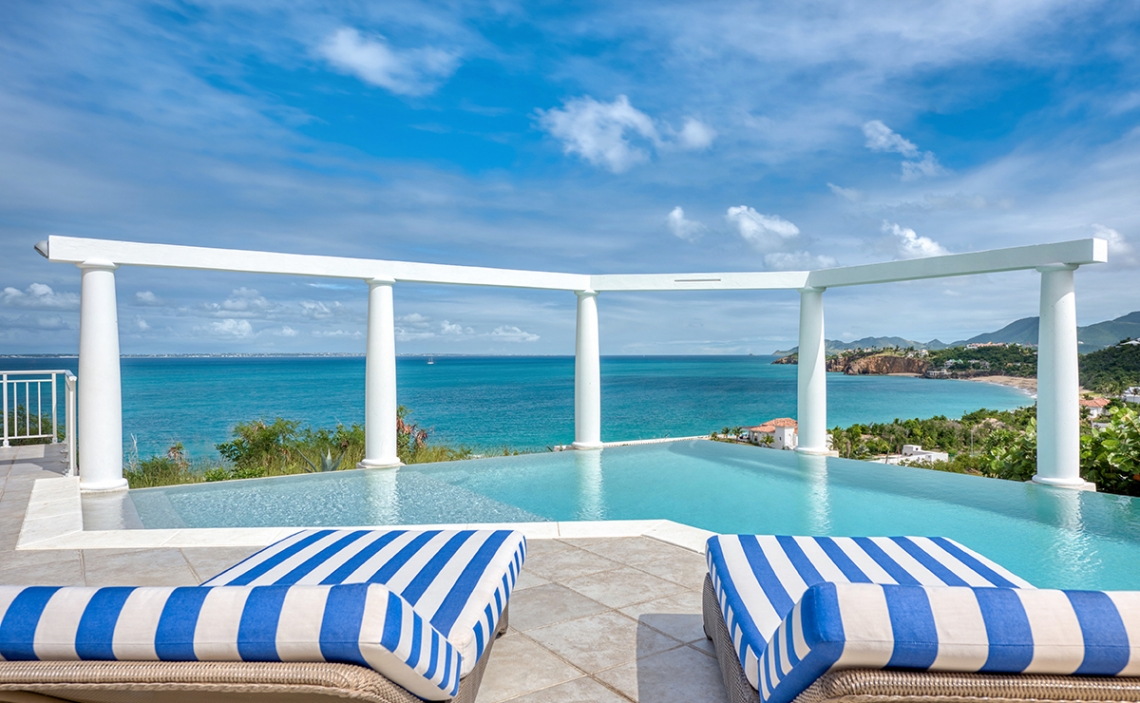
[127,440,1140,590]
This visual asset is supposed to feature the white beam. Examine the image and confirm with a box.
[808,238,1107,289]
[46,236,591,291]
[590,271,809,291]
[45,235,1107,292]
[77,260,128,492]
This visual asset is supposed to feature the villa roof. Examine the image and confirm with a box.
[748,417,798,432]
[1080,397,1111,408]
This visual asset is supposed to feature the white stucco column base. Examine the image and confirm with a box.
[1031,475,1096,491]
[796,287,830,455]
[573,290,603,450]
[77,259,128,493]
[360,278,401,470]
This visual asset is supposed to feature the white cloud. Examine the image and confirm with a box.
[675,118,716,149]
[1093,224,1136,265]
[440,320,473,335]
[763,251,838,270]
[827,183,861,202]
[301,300,339,319]
[901,152,946,181]
[882,221,950,259]
[135,316,150,331]
[312,329,364,339]
[397,312,432,328]
[210,318,253,337]
[136,290,159,305]
[863,120,946,180]
[666,206,706,242]
[319,28,460,97]
[725,206,800,250]
[213,287,269,315]
[538,95,657,173]
[490,325,539,342]
[0,314,70,331]
[1,283,79,310]
[278,325,298,337]
[863,120,920,158]
[537,95,714,173]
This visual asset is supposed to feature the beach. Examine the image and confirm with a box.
[961,375,1038,394]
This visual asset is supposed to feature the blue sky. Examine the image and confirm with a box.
[1,0,1139,355]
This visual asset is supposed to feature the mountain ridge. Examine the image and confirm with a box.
[772,311,1140,356]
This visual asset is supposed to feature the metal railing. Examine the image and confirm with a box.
[1,369,77,475]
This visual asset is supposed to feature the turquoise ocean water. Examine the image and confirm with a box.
[4,355,1031,460]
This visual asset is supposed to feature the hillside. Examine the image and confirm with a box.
[773,310,1140,355]
[1079,340,1140,392]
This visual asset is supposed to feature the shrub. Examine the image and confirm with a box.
[1081,406,1140,495]
[125,452,200,489]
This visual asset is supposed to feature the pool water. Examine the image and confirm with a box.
[127,440,1140,590]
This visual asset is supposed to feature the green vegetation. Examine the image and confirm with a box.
[926,344,1037,378]
[124,406,478,489]
[3,405,63,446]
[831,403,1140,497]
[1079,340,1140,393]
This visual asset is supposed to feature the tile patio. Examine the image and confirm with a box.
[0,444,727,703]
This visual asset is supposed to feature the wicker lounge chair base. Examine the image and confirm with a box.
[0,608,505,703]
[702,576,1140,703]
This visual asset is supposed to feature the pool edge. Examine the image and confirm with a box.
[18,477,714,553]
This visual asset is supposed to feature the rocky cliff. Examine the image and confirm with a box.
[845,355,929,376]
[773,352,930,375]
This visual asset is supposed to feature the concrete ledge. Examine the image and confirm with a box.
[18,477,714,554]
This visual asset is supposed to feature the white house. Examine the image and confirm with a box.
[747,418,799,450]
[1124,387,1140,405]
[873,444,950,465]
[1080,397,1111,418]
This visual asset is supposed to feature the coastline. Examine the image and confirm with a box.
[959,375,1037,395]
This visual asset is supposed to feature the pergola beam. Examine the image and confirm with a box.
[45,236,1107,292]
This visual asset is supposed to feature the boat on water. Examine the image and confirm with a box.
[427,356,435,365]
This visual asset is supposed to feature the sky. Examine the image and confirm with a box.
[1,0,1139,356]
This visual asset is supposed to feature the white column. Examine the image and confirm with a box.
[1034,265,1087,488]
[573,290,603,450]
[359,277,401,469]
[796,287,829,454]
[77,259,127,492]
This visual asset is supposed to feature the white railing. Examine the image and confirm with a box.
[1,370,77,475]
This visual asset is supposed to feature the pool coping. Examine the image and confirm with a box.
[17,476,716,553]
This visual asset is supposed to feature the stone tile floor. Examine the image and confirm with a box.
[0,444,728,703]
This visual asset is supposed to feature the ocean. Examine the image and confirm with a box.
[2,355,1031,460]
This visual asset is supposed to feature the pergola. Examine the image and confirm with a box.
[38,235,1107,492]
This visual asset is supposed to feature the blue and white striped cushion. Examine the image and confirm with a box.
[706,535,1033,691]
[203,529,526,676]
[758,583,1140,703]
[0,583,462,701]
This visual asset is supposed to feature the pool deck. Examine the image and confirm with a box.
[0,444,728,703]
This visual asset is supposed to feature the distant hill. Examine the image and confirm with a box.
[957,317,1039,346]
[773,311,1140,356]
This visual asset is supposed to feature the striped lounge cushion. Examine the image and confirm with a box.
[203,528,526,676]
[706,535,1033,693]
[758,583,1140,703]
[0,582,462,701]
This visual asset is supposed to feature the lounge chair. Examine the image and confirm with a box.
[704,535,1140,703]
[0,528,526,703]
